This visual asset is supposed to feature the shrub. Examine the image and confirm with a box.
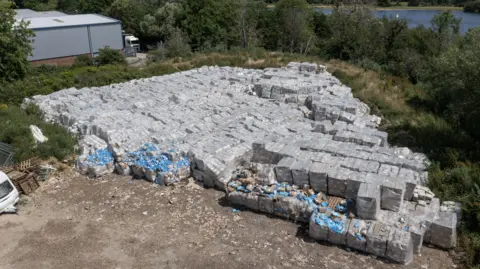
[73,55,93,67]
[165,28,192,58]
[148,45,168,62]
[95,47,126,66]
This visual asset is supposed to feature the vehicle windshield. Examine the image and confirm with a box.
[0,180,13,200]
[131,40,139,45]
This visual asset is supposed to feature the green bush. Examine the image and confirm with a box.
[73,55,94,67]
[95,47,126,66]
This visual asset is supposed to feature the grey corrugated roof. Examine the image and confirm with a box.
[23,14,119,29]
[15,9,67,20]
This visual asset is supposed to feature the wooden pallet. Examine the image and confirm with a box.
[0,157,41,195]
[328,196,345,210]
[14,157,40,172]
[17,172,40,195]
[6,170,40,195]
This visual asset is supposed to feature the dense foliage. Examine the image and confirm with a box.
[464,0,480,12]
[0,0,34,82]
[4,0,480,266]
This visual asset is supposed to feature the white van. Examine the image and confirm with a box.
[0,171,19,214]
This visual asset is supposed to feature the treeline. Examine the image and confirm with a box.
[266,0,470,6]
[464,0,480,11]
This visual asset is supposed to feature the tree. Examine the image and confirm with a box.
[0,1,34,82]
[422,28,480,139]
[164,27,191,57]
[107,0,144,35]
[22,0,56,10]
[377,0,391,6]
[257,7,281,50]
[408,0,420,6]
[139,2,184,41]
[182,0,239,51]
[275,0,316,54]
[235,0,265,48]
[464,1,480,13]
[57,0,115,14]
[319,6,381,61]
[431,10,461,50]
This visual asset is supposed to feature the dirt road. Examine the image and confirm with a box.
[0,170,456,269]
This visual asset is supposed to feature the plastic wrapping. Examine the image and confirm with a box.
[258,195,275,214]
[380,181,405,212]
[429,212,457,249]
[366,222,391,257]
[275,157,295,184]
[327,217,350,246]
[386,228,414,265]
[356,183,380,220]
[309,212,330,241]
[346,219,369,251]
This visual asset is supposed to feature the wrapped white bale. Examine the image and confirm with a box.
[274,195,294,219]
[252,163,277,185]
[244,192,260,211]
[76,157,89,175]
[328,168,350,197]
[356,182,381,220]
[215,176,231,190]
[131,165,145,178]
[228,191,246,206]
[386,228,414,265]
[381,180,405,212]
[346,219,369,252]
[291,158,311,187]
[258,195,275,214]
[309,162,330,193]
[327,217,350,246]
[144,170,156,182]
[115,162,131,176]
[275,157,295,184]
[345,171,365,199]
[176,166,191,180]
[87,162,114,177]
[193,169,213,186]
[409,224,426,254]
[366,222,391,257]
[309,212,330,241]
[291,199,309,223]
[429,211,457,249]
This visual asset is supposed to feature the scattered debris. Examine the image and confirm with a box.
[29,125,48,144]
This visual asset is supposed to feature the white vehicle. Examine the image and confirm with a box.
[124,35,140,52]
[0,171,19,214]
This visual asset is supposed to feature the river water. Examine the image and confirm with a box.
[317,8,480,34]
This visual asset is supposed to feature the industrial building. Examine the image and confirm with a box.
[15,9,123,66]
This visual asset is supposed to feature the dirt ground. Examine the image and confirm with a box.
[0,169,457,269]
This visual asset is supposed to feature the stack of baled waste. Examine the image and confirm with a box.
[226,161,456,265]
[30,61,458,265]
[77,149,114,177]
[77,143,191,185]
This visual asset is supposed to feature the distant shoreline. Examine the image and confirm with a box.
[266,4,463,11]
